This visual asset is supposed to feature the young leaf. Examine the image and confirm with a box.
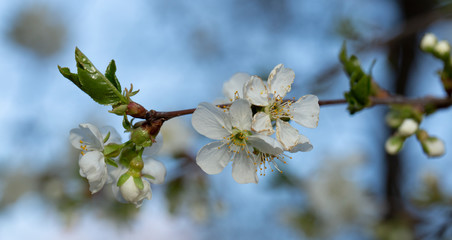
[58,48,127,105]
[75,47,126,105]
[105,60,121,92]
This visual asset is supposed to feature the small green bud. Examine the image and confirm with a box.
[131,127,152,147]
[130,158,144,171]
[109,104,128,115]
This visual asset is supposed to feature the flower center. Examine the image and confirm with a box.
[230,128,251,147]
[79,140,88,156]
[267,97,292,120]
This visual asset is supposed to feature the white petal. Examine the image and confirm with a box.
[142,158,167,184]
[231,152,258,184]
[79,151,108,193]
[230,99,252,130]
[244,76,269,106]
[276,120,301,151]
[69,123,104,150]
[99,126,122,144]
[290,95,320,128]
[248,134,283,156]
[289,134,313,153]
[196,141,231,174]
[268,64,294,98]
[222,72,250,101]
[143,134,163,157]
[251,112,274,135]
[192,102,232,140]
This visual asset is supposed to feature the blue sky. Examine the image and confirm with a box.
[1,0,451,239]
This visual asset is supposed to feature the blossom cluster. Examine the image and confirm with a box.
[70,123,166,207]
[192,64,320,183]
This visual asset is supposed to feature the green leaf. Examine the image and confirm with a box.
[105,60,121,92]
[58,66,81,88]
[122,115,131,130]
[118,142,136,167]
[142,174,155,180]
[75,47,126,105]
[106,158,119,168]
[103,143,123,157]
[133,177,144,190]
[58,48,127,105]
[103,131,111,143]
[117,173,131,187]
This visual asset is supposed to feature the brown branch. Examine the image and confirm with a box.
[142,95,452,123]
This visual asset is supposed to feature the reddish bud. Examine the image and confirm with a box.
[127,102,147,118]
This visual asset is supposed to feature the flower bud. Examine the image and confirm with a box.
[434,40,451,59]
[131,127,152,147]
[119,176,151,206]
[127,102,147,118]
[422,137,445,157]
[109,104,128,115]
[397,118,418,137]
[385,136,405,155]
[420,33,437,52]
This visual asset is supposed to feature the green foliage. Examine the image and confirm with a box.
[117,173,130,187]
[339,42,375,114]
[58,48,126,105]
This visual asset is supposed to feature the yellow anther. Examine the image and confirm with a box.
[79,140,83,144]
[81,151,85,156]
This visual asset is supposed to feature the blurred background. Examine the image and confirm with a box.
[1,0,452,239]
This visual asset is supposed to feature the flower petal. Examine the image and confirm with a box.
[69,123,104,150]
[251,112,274,135]
[268,64,294,99]
[289,134,313,153]
[248,134,283,156]
[192,102,232,140]
[231,152,258,184]
[244,76,269,106]
[79,151,107,193]
[276,119,301,151]
[290,95,320,128]
[222,72,250,101]
[142,158,167,184]
[196,141,231,174]
[230,99,252,130]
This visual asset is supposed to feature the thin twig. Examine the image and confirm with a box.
[143,95,452,122]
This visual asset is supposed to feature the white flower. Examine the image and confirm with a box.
[397,118,418,137]
[423,137,445,157]
[192,99,284,184]
[420,33,437,51]
[434,40,451,57]
[111,140,166,207]
[243,64,319,151]
[222,72,250,102]
[306,156,379,231]
[69,123,120,193]
[385,136,404,155]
